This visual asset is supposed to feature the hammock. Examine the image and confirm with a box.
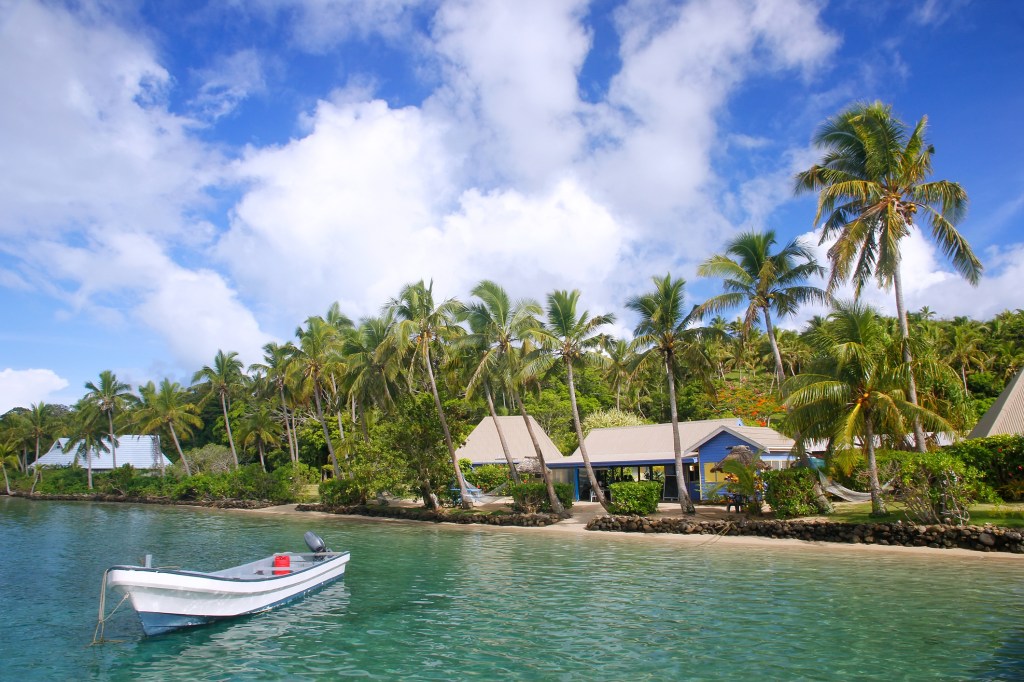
[817,470,891,503]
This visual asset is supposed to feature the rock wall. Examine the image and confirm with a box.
[586,515,1024,553]
[298,503,562,527]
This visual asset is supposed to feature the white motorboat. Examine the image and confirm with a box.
[106,531,350,636]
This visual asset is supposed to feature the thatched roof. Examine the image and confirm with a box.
[709,445,768,473]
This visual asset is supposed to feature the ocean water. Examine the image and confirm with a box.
[2,496,1022,681]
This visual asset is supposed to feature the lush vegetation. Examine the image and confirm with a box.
[763,468,820,519]
[608,481,664,515]
[2,102,1022,523]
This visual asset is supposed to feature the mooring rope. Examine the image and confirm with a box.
[92,569,129,645]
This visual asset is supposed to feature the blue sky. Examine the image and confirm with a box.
[1,0,1022,413]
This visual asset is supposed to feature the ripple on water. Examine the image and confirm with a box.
[3,497,1024,681]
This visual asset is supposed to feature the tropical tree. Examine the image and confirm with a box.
[239,403,282,472]
[626,274,718,514]
[602,338,641,411]
[535,289,614,511]
[387,280,472,508]
[292,317,345,478]
[135,379,202,476]
[0,438,20,494]
[697,230,827,386]
[192,350,246,468]
[63,402,109,490]
[783,301,951,515]
[796,101,982,451]
[945,324,989,394]
[464,280,547,486]
[344,312,403,433]
[19,402,54,468]
[251,342,300,464]
[83,370,134,469]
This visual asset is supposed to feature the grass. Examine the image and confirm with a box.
[817,501,1024,528]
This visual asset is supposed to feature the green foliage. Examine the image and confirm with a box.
[710,377,784,425]
[718,458,764,515]
[508,482,574,513]
[763,468,819,519]
[319,478,364,506]
[581,408,648,435]
[172,473,231,500]
[33,466,90,494]
[228,463,288,502]
[608,481,663,515]
[461,462,511,492]
[944,435,1024,500]
[880,450,996,525]
[180,444,234,475]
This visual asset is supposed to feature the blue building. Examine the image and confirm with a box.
[549,419,796,502]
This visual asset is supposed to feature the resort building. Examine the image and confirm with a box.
[549,419,796,502]
[456,415,563,473]
[969,370,1024,438]
[31,435,173,471]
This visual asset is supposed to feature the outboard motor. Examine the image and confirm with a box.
[304,531,329,557]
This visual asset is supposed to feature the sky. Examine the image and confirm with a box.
[1,0,1023,414]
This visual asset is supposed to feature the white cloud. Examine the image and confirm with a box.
[0,369,69,415]
[0,1,216,241]
[190,49,268,122]
[239,0,426,51]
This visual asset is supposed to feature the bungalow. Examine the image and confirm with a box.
[31,435,173,471]
[549,418,796,502]
[455,415,563,472]
[969,370,1024,438]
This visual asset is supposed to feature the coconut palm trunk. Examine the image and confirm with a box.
[168,423,190,476]
[423,342,472,509]
[893,268,928,452]
[485,384,520,484]
[313,384,340,478]
[664,353,696,514]
[864,415,886,515]
[566,361,609,511]
[107,411,117,469]
[514,390,567,517]
[762,306,787,387]
[220,393,239,468]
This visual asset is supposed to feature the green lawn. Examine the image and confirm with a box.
[815,502,1024,528]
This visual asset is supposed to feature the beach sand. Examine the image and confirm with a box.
[238,499,1024,562]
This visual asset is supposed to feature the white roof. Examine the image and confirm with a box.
[455,416,563,466]
[969,370,1024,438]
[553,419,795,468]
[32,435,173,470]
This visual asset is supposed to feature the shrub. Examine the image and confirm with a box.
[462,462,511,492]
[943,435,1024,500]
[227,464,287,502]
[763,468,819,519]
[881,450,997,525]
[319,478,364,506]
[34,466,90,494]
[272,462,319,500]
[608,481,663,515]
[508,482,574,513]
[172,473,231,500]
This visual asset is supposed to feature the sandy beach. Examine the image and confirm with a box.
[239,499,1024,562]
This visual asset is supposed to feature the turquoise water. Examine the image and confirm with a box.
[2,497,1023,680]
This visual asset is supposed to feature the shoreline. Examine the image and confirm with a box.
[239,499,1024,561]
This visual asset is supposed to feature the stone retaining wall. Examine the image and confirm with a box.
[586,515,1024,553]
[298,503,562,527]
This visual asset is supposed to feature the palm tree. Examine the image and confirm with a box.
[0,439,19,495]
[239,403,282,472]
[783,301,951,515]
[135,379,202,476]
[602,338,641,411]
[83,370,134,469]
[63,402,109,490]
[344,312,403,436]
[945,324,989,394]
[537,289,614,511]
[796,101,982,452]
[19,402,53,467]
[251,342,300,463]
[697,230,827,387]
[464,280,548,487]
[388,280,472,508]
[292,317,345,478]
[626,274,718,514]
[193,350,246,468]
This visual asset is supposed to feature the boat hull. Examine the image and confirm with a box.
[107,551,350,636]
